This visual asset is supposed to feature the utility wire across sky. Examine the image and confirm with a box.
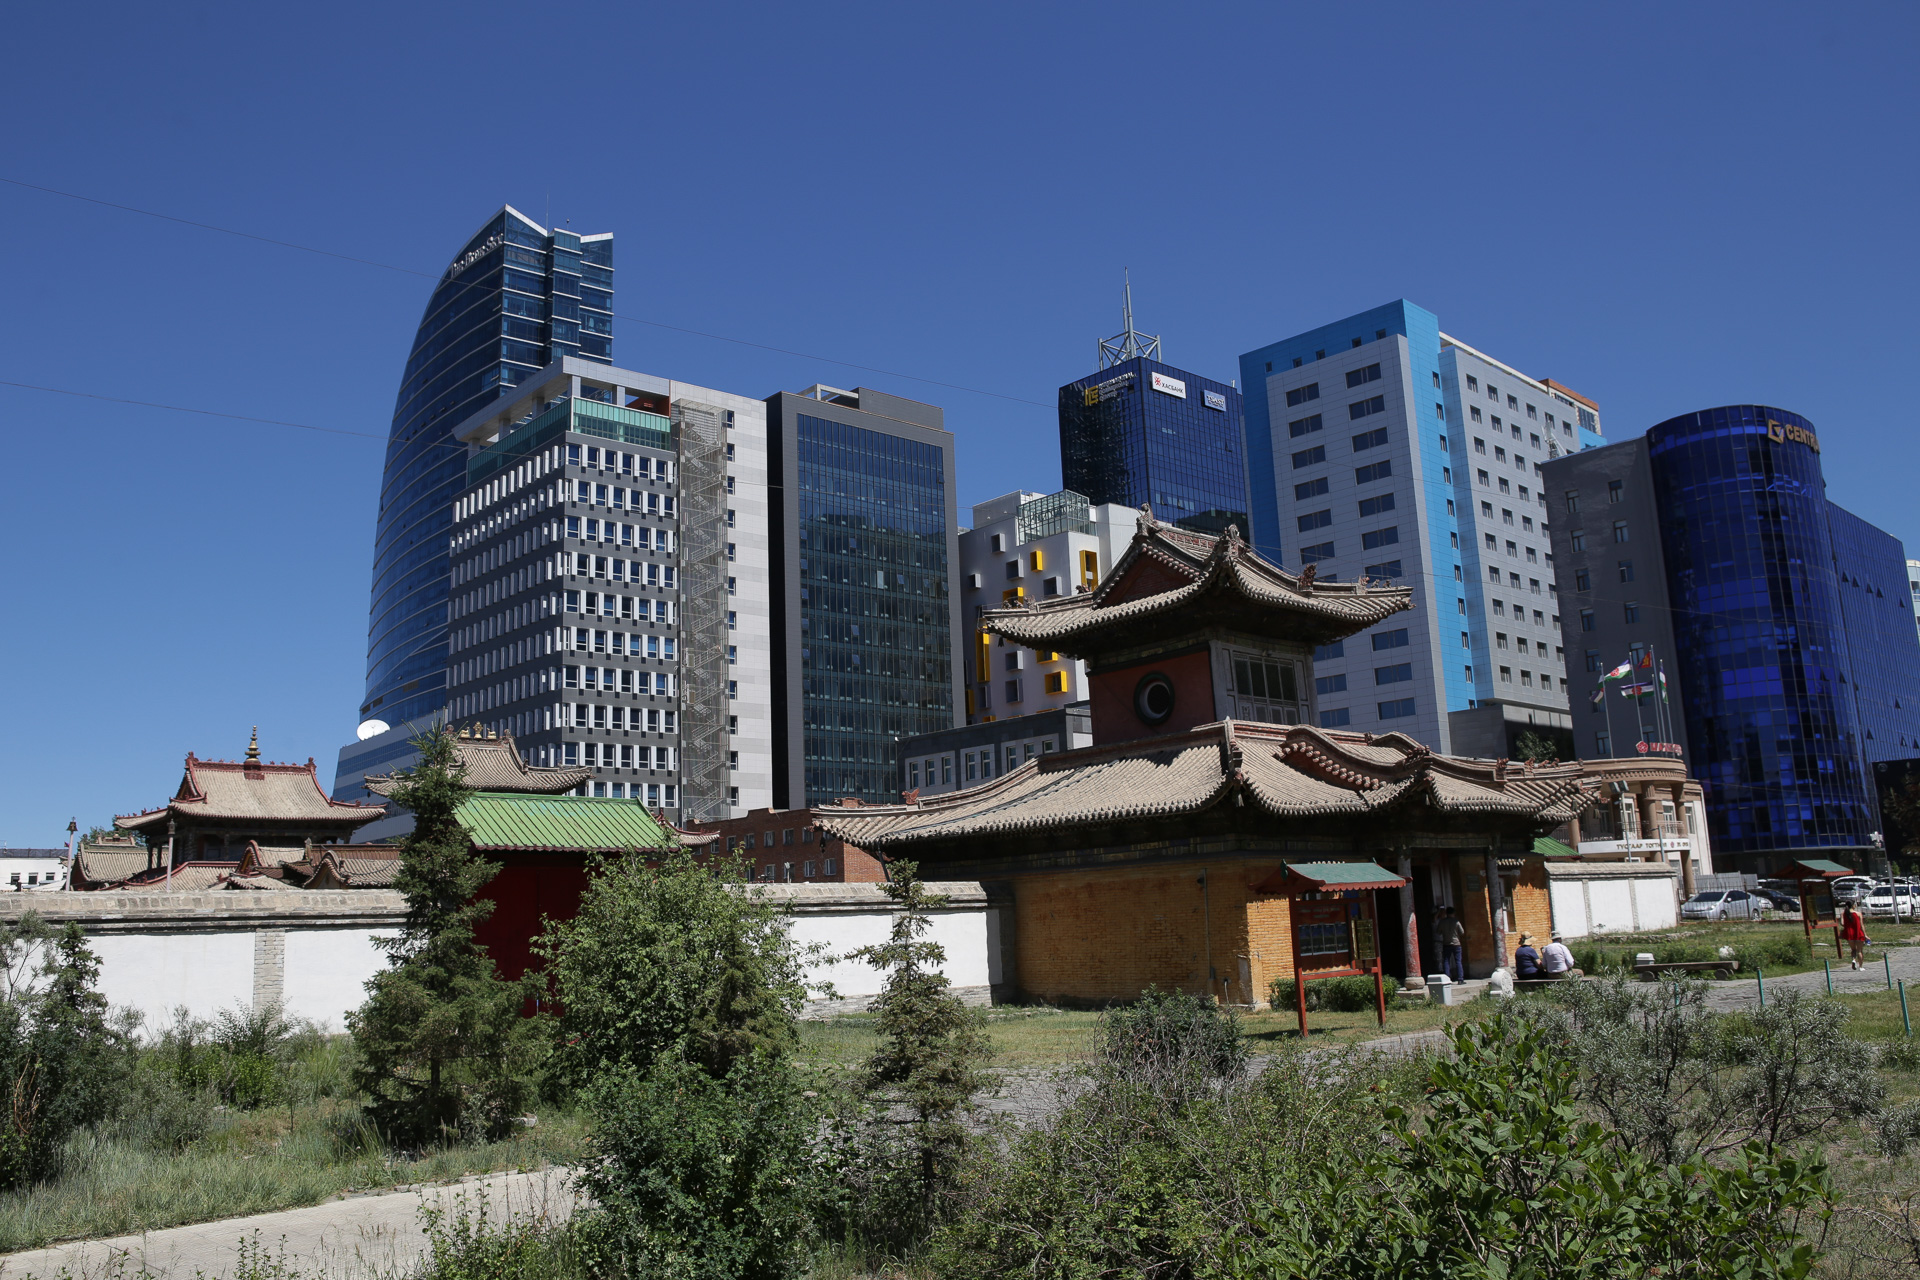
[0,176,1057,412]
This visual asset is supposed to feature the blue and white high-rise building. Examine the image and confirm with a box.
[360,207,613,734]
[1240,300,1604,757]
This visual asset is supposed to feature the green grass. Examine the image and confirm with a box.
[0,1094,587,1255]
[799,998,1489,1071]
[1569,918,1920,980]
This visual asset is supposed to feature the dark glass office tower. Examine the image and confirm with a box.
[361,207,613,729]
[1058,357,1248,536]
[765,387,961,806]
[1646,406,1919,868]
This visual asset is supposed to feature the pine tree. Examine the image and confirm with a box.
[853,860,994,1238]
[348,726,542,1144]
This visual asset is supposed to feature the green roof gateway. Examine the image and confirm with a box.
[456,792,680,853]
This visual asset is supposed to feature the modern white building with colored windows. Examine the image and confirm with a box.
[957,489,1140,723]
[1239,300,1605,758]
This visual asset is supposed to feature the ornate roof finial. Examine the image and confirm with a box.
[245,727,260,763]
[1298,562,1317,588]
[1138,502,1157,528]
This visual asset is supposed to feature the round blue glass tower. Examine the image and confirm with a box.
[360,207,612,729]
[1647,405,1874,861]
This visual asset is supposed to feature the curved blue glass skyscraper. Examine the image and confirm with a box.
[1648,406,1874,860]
[360,207,612,728]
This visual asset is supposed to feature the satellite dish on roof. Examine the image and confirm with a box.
[356,719,391,741]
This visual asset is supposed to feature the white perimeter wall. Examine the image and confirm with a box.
[92,932,256,1029]
[286,929,401,1030]
[1549,869,1679,938]
[785,907,998,1006]
[85,928,399,1034]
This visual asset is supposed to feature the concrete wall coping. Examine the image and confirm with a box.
[0,891,409,934]
[734,880,1003,914]
[1,881,1004,933]
[1544,861,1680,882]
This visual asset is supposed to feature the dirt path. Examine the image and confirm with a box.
[0,1168,577,1280]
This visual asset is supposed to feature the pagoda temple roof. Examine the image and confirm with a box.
[815,719,1594,854]
[363,727,593,798]
[982,515,1413,656]
[117,733,384,833]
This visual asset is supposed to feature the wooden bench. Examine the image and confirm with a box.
[1633,960,1738,981]
[1514,976,1588,990]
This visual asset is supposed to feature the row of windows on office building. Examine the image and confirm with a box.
[1460,372,1579,440]
[909,735,1062,791]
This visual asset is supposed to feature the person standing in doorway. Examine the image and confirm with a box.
[1437,907,1466,982]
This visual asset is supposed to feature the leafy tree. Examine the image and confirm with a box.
[1514,729,1561,763]
[848,860,994,1243]
[349,725,543,1145]
[538,847,806,1089]
[0,914,132,1188]
[544,846,826,1278]
[1880,769,1920,856]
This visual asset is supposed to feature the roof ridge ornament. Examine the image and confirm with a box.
[1297,562,1317,589]
[245,727,260,763]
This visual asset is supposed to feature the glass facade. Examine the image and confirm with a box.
[1827,503,1920,765]
[796,413,953,802]
[1058,357,1248,535]
[362,207,612,727]
[1648,406,1876,860]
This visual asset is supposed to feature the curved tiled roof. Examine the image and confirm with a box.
[983,518,1412,655]
[814,720,1595,851]
[118,751,383,831]
[73,847,151,886]
[363,727,593,798]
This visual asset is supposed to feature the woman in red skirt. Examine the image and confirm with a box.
[1840,903,1869,970]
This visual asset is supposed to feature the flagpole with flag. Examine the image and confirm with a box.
[1597,657,1633,757]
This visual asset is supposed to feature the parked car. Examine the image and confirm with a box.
[1751,889,1801,915]
[1863,885,1917,920]
[1833,876,1876,905]
[1681,889,1761,922]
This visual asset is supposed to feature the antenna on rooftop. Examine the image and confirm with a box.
[1098,269,1162,369]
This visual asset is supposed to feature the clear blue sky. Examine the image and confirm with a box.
[2,1,1914,845]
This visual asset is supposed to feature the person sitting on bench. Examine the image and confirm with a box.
[1514,933,1542,981]
[1540,933,1582,980]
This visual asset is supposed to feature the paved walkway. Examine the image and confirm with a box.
[1699,941,1920,1012]
[0,1168,578,1280]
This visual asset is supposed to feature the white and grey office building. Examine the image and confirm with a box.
[1239,299,1606,758]
[342,357,774,820]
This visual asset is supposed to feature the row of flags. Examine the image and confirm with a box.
[1591,650,1668,706]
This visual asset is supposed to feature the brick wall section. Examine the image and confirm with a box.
[1507,860,1554,962]
[1243,894,1294,1007]
[1014,859,1295,1005]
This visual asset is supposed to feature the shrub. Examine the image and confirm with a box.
[1732,933,1811,971]
[1099,986,1244,1087]
[1879,1038,1920,1073]
[102,1061,211,1154]
[576,1056,824,1280]
[537,847,807,1091]
[1268,973,1389,1013]
[0,915,133,1188]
